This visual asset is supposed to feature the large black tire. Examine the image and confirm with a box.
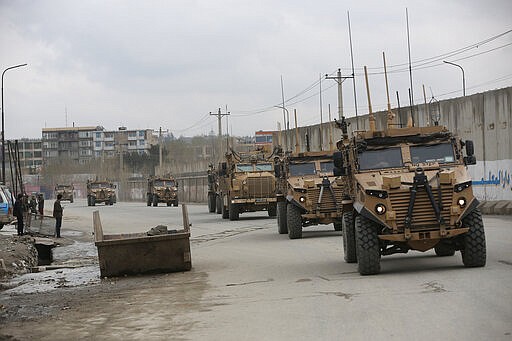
[268,203,277,217]
[287,203,302,239]
[70,197,74,203]
[355,215,381,275]
[461,209,486,267]
[147,194,152,206]
[173,199,178,207]
[0,223,4,230]
[434,243,455,257]
[342,212,357,263]
[216,195,222,214]
[229,202,239,221]
[277,202,288,234]
[152,195,158,207]
[92,197,96,206]
[109,198,114,205]
[334,221,343,232]
[87,196,91,206]
[208,193,216,213]
[221,196,229,219]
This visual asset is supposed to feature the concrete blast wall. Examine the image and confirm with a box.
[276,86,512,201]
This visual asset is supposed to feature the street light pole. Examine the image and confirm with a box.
[2,63,28,184]
[274,105,289,152]
[443,60,465,97]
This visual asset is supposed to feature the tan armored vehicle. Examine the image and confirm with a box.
[147,176,179,207]
[87,180,117,206]
[334,65,485,275]
[217,147,278,221]
[54,184,74,203]
[275,150,349,239]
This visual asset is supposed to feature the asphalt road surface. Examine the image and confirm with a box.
[1,199,511,340]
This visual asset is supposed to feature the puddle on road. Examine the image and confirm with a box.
[5,265,100,294]
[4,237,101,295]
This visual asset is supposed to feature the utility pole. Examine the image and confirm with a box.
[159,127,162,174]
[326,69,354,122]
[210,107,230,159]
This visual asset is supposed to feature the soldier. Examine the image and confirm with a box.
[37,193,45,218]
[53,194,64,238]
[13,193,24,236]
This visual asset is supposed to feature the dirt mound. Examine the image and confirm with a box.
[0,235,38,284]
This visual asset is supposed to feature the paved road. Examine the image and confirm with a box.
[4,200,512,340]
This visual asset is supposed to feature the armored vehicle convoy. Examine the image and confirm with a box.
[334,67,485,275]
[54,184,74,203]
[87,180,117,206]
[147,176,179,207]
[275,150,349,239]
[217,147,278,221]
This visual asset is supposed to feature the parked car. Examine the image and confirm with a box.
[0,185,15,230]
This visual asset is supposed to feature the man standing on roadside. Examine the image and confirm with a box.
[53,194,63,238]
[37,193,45,218]
[13,193,24,236]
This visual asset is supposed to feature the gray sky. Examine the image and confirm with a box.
[1,0,511,139]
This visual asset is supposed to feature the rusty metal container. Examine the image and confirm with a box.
[93,205,192,277]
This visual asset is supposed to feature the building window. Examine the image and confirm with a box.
[95,132,102,139]
[138,131,145,137]
[95,142,102,148]
[128,131,137,138]
[129,140,137,146]
[138,140,145,146]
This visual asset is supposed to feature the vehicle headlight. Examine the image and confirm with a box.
[375,203,387,215]
[299,196,306,203]
[457,197,466,208]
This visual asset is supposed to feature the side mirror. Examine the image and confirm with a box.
[465,140,475,156]
[464,155,477,166]
[333,151,343,169]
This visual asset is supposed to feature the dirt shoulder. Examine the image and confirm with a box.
[0,235,38,284]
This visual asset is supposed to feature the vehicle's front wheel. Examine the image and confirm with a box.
[342,212,357,263]
[173,200,178,207]
[147,194,152,206]
[268,203,277,217]
[208,193,216,213]
[152,195,158,207]
[216,195,222,214]
[277,202,288,234]
[355,215,381,275]
[461,209,486,267]
[229,202,239,221]
[287,204,302,239]
[221,196,229,219]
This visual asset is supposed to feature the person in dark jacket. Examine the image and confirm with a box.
[37,193,45,218]
[53,194,63,238]
[13,193,24,236]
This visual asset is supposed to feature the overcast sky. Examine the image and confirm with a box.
[1,0,511,139]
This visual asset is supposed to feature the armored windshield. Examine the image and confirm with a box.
[319,161,334,173]
[254,163,273,171]
[289,162,316,176]
[359,148,403,170]
[56,185,72,190]
[154,180,175,187]
[410,143,455,164]
[90,182,110,189]
[236,164,254,172]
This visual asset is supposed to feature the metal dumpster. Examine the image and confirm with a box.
[93,205,192,277]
